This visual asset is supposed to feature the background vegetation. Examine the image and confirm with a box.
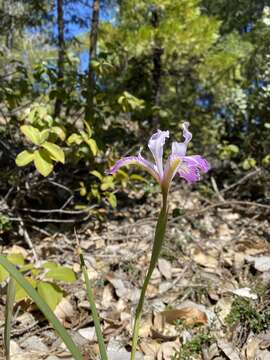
[0,0,269,237]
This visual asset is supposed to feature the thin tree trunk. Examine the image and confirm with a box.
[151,8,163,128]
[85,0,100,126]
[54,0,65,118]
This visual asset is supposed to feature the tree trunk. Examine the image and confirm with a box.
[85,0,100,127]
[54,0,65,118]
[151,8,163,128]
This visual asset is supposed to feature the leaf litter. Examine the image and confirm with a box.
[0,187,270,359]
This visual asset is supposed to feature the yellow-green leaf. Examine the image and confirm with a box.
[51,126,66,141]
[90,170,103,181]
[15,278,37,302]
[67,133,82,146]
[83,121,93,137]
[0,265,9,282]
[45,267,76,283]
[20,125,41,145]
[7,253,25,266]
[42,142,65,164]
[37,282,63,310]
[85,139,98,156]
[42,261,58,270]
[40,129,50,143]
[15,150,34,167]
[34,149,54,177]
[107,193,117,208]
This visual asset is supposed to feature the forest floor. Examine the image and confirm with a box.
[0,186,270,360]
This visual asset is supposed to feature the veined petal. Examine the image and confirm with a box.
[177,155,210,183]
[171,122,192,156]
[107,155,160,182]
[148,130,169,178]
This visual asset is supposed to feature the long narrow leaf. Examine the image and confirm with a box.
[0,255,83,360]
[80,253,108,360]
[4,277,16,360]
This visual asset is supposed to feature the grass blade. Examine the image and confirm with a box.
[0,255,83,360]
[80,253,108,360]
[4,277,16,360]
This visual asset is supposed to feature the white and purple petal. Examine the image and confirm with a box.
[107,155,160,182]
[171,122,192,156]
[148,130,169,178]
[177,155,210,183]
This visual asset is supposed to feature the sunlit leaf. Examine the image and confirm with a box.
[20,125,41,145]
[42,141,65,164]
[67,133,83,146]
[85,138,98,156]
[34,149,53,177]
[37,282,63,310]
[15,150,34,167]
[45,267,76,283]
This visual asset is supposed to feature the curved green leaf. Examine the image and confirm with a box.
[20,125,41,145]
[51,126,66,141]
[42,141,65,164]
[85,138,98,156]
[67,133,82,146]
[45,267,76,283]
[34,149,53,177]
[4,277,16,360]
[40,129,50,143]
[37,282,63,310]
[15,150,34,167]
[0,256,83,360]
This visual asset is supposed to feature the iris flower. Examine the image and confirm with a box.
[108,123,210,360]
[108,122,210,194]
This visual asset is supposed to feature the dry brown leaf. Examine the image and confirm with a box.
[215,297,233,325]
[140,339,160,357]
[158,258,172,280]
[139,314,153,338]
[217,340,241,360]
[156,340,180,360]
[106,273,129,298]
[245,337,261,360]
[193,249,219,269]
[54,297,74,324]
[102,284,115,309]
[161,306,208,326]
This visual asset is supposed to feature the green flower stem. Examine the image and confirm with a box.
[130,192,168,360]
[80,253,108,360]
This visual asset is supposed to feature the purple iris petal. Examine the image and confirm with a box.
[171,122,192,156]
[148,130,169,178]
[108,123,210,188]
[177,155,210,183]
[108,155,159,181]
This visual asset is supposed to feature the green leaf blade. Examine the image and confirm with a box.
[34,149,53,177]
[41,142,65,164]
[15,150,34,167]
[20,125,41,145]
[45,267,76,283]
[0,256,83,360]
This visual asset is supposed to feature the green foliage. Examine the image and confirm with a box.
[219,143,239,160]
[0,253,76,310]
[0,255,83,360]
[225,297,270,334]
[16,124,66,177]
[0,215,11,234]
[67,122,98,158]
[80,170,117,208]
[172,331,213,360]
[118,91,145,112]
